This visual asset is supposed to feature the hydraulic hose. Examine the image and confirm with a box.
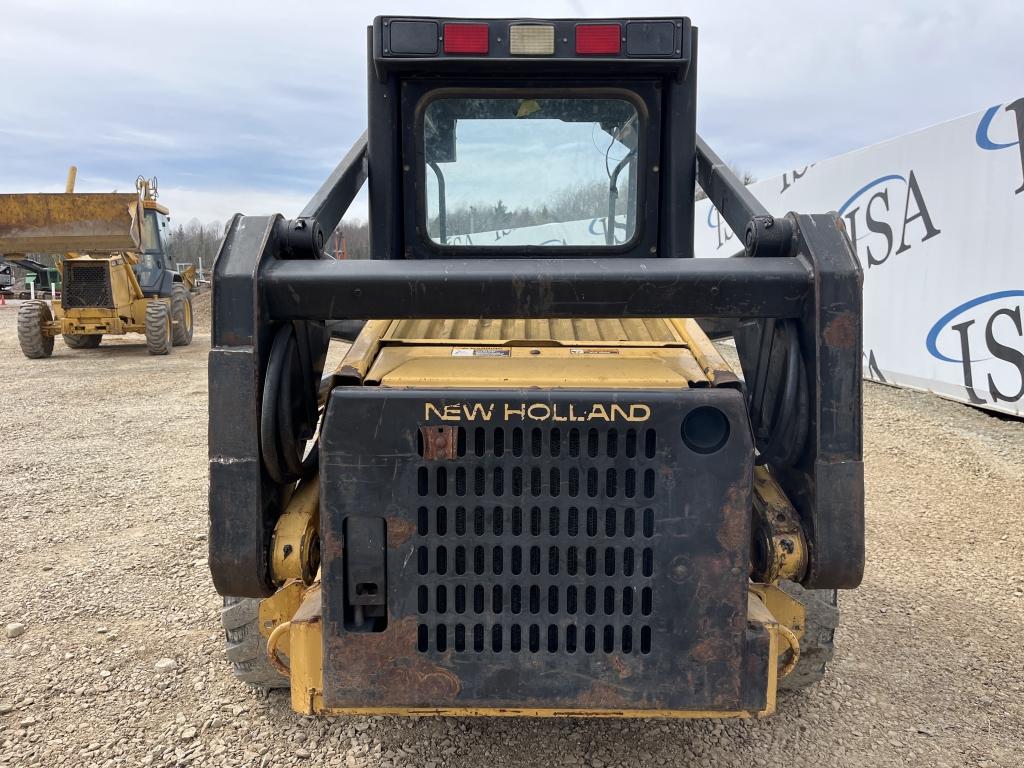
[261,323,320,485]
[750,319,808,467]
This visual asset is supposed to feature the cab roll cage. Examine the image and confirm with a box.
[209,35,862,601]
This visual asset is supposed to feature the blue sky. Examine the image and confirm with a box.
[0,0,1020,225]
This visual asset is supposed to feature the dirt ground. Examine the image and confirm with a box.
[1,300,1022,768]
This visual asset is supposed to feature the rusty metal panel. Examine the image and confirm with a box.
[320,388,757,712]
[0,193,140,255]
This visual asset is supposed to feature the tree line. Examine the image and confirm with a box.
[165,220,223,269]
[308,166,756,259]
[428,180,630,239]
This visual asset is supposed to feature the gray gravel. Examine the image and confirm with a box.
[1,302,1022,768]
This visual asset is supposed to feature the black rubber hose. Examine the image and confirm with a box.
[260,325,291,484]
[261,323,321,485]
[277,335,305,480]
[754,319,807,467]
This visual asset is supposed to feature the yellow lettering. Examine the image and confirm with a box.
[504,403,526,420]
[424,403,445,420]
[443,404,461,420]
[465,403,495,421]
[527,403,551,421]
[628,404,651,422]
[588,403,610,421]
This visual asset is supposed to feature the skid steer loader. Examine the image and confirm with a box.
[210,15,863,719]
[0,169,194,358]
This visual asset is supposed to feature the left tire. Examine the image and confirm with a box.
[17,301,54,359]
[171,284,194,346]
[145,301,172,356]
[221,597,290,690]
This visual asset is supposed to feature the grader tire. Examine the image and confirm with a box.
[778,581,839,691]
[171,284,194,346]
[145,301,172,356]
[221,597,289,690]
[62,333,102,349]
[17,301,54,359]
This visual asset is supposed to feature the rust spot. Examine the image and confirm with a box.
[690,637,722,664]
[375,664,462,700]
[576,681,634,709]
[823,312,857,350]
[387,517,415,549]
[710,369,741,390]
[420,425,458,460]
[327,617,460,706]
[608,654,633,680]
[716,482,748,553]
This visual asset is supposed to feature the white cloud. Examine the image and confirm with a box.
[1,0,1021,218]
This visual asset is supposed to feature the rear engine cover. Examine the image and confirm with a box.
[320,388,761,712]
[62,261,113,309]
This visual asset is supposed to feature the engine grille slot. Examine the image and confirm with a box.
[62,262,113,309]
[414,426,657,656]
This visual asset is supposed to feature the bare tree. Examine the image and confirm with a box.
[165,219,223,269]
[327,219,370,259]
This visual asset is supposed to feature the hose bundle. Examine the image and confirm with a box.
[260,323,320,484]
[748,319,809,467]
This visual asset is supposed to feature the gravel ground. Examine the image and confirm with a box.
[1,301,1022,768]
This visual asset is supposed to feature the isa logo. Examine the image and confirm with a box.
[706,206,735,251]
[927,291,1024,405]
[838,172,941,268]
[976,98,1024,195]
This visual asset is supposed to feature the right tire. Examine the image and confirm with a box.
[145,301,172,356]
[17,301,54,359]
[778,581,839,691]
[171,284,194,346]
[221,597,289,689]
[62,333,102,349]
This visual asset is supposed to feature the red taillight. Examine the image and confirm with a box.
[576,24,621,55]
[444,23,489,54]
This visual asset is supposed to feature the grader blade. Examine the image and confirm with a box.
[0,193,142,255]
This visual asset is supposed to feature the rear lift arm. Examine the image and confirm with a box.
[209,133,862,597]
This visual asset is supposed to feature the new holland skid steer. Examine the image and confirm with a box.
[0,169,195,358]
[209,16,863,719]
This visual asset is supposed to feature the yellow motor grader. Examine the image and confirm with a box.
[210,15,863,720]
[0,168,194,358]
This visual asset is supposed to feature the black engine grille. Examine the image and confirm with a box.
[320,389,756,712]
[62,262,113,308]
[413,426,656,657]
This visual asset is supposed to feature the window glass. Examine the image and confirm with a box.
[141,210,161,253]
[423,97,640,247]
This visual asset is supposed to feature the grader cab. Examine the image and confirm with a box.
[210,15,863,719]
[0,170,195,358]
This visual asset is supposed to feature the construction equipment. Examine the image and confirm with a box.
[0,256,61,299]
[210,16,863,720]
[0,168,194,358]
